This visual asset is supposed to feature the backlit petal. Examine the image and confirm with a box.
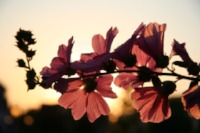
[132,87,171,123]
[87,92,101,122]
[58,90,83,109]
[92,34,105,55]
[71,92,87,120]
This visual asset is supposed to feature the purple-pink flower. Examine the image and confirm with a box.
[32,21,199,124]
[71,27,118,73]
[58,75,117,122]
[137,22,166,59]
[182,85,200,120]
[131,85,174,123]
[113,23,145,61]
[169,39,193,64]
[114,41,162,90]
[40,37,75,89]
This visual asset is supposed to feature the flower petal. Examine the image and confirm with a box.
[67,79,83,92]
[169,39,193,64]
[144,23,165,57]
[87,92,101,122]
[54,78,79,93]
[182,85,200,120]
[132,44,151,67]
[92,34,105,55]
[188,104,200,119]
[105,27,118,53]
[40,67,57,77]
[94,92,110,115]
[50,57,65,71]
[58,37,74,63]
[97,75,113,86]
[71,91,87,120]
[114,73,140,90]
[132,87,171,123]
[58,89,83,109]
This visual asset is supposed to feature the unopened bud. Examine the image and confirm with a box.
[161,81,176,95]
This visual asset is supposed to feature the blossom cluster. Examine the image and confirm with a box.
[16,22,200,123]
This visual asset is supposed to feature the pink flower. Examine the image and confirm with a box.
[181,85,200,120]
[138,22,166,60]
[40,37,75,88]
[58,75,117,122]
[169,39,193,64]
[71,27,118,73]
[114,22,165,90]
[113,23,145,61]
[131,85,174,123]
[114,43,161,90]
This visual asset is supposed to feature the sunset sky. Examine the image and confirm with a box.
[0,0,200,116]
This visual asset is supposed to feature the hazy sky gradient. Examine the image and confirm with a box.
[0,0,200,114]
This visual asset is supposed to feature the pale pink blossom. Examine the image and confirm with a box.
[71,27,118,73]
[114,43,161,90]
[131,86,172,123]
[40,37,75,88]
[138,22,166,60]
[169,39,193,64]
[182,85,200,120]
[113,23,145,61]
[58,75,117,122]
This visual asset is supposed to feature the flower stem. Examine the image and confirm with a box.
[81,69,200,81]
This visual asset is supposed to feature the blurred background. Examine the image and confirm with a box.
[0,0,200,132]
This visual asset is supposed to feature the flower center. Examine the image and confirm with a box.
[138,66,153,82]
[65,66,76,76]
[156,55,169,68]
[83,78,97,93]
[124,55,136,67]
[160,81,176,96]
[103,59,116,73]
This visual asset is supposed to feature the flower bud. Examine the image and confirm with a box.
[187,62,200,76]
[103,59,116,73]
[17,59,26,68]
[138,66,153,82]
[156,55,169,68]
[161,81,176,96]
[123,54,136,67]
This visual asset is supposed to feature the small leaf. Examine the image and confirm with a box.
[26,50,36,58]
[173,61,188,68]
[26,79,36,90]
[16,40,28,52]
[26,69,36,79]
[15,29,36,45]
[17,59,26,68]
